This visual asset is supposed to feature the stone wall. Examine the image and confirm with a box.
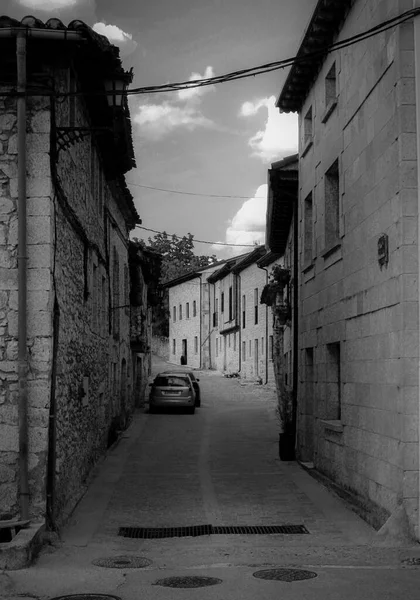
[0,90,53,519]
[296,0,419,535]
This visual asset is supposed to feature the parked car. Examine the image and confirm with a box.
[149,372,196,414]
[161,370,201,407]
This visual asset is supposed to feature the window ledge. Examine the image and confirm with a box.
[321,98,337,124]
[320,419,343,433]
[301,138,313,158]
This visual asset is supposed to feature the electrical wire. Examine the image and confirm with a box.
[126,181,266,199]
[136,225,260,247]
[1,8,418,98]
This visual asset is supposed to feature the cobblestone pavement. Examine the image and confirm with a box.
[3,356,420,600]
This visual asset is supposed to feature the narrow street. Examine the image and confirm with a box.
[2,356,420,600]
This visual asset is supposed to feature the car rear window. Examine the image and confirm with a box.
[154,376,190,387]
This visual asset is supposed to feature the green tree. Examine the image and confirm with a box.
[145,232,217,335]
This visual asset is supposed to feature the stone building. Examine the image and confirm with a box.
[0,16,147,529]
[278,0,420,537]
[165,262,223,369]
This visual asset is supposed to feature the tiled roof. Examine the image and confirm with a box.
[0,14,139,224]
[277,0,355,113]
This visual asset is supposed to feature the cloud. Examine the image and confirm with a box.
[212,184,267,257]
[240,96,298,163]
[133,66,216,140]
[177,66,215,101]
[93,22,138,57]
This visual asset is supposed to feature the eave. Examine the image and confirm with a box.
[277,0,355,113]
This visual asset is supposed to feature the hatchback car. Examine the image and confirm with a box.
[161,370,201,407]
[149,372,196,414]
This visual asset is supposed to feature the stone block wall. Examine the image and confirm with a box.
[0,91,53,519]
[296,0,419,535]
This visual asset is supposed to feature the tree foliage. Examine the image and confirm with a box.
[147,231,217,284]
[137,232,217,336]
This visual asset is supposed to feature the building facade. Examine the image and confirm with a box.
[0,16,148,528]
[278,0,420,537]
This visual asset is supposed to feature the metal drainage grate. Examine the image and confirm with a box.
[153,576,222,588]
[119,524,212,539]
[213,525,309,535]
[92,555,152,569]
[50,596,121,600]
[253,568,318,582]
[118,524,309,539]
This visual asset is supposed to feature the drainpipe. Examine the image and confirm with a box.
[16,31,29,522]
[258,263,269,385]
[413,3,420,541]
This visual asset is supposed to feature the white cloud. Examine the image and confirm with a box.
[93,22,138,57]
[133,66,216,140]
[133,102,213,140]
[177,66,215,101]
[240,96,298,163]
[17,0,78,8]
[213,184,267,257]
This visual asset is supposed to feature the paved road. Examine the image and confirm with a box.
[2,355,420,600]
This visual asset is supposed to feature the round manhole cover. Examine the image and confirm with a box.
[253,568,318,582]
[92,555,152,569]
[153,576,223,588]
[50,595,121,600]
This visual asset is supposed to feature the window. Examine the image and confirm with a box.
[173,306,176,321]
[303,106,313,148]
[304,192,313,264]
[322,62,337,123]
[242,295,246,329]
[179,304,182,320]
[269,335,273,360]
[325,159,340,248]
[228,286,233,321]
[254,288,259,324]
[193,300,197,317]
[186,302,190,319]
[242,341,246,361]
[194,336,198,354]
[221,292,224,313]
[327,342,341,420]
[172,339,176,354]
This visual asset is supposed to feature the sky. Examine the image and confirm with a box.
[4,0,318,258]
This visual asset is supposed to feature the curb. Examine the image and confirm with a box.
[0,521,45,570]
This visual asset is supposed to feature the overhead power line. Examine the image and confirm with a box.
[1,9,418,99]
[135,225,259,247]
[126,181,266,200]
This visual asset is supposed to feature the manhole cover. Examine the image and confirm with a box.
[50,596,121,600]
[92,555,152,569]
[253,568,318,582]
[402,557,420,566]
[153,576,223,588]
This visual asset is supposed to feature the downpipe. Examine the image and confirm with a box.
[17,31,29,521]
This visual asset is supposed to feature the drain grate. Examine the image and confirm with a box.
[92,555,152,569]
[153,576,222,588]
[50,595,121,600]
[118,523,309,539]
[119,524,212,539]
[253,568,318,582]
[213,525,309,535]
